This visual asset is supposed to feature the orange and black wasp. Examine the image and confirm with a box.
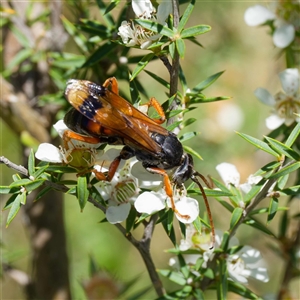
[63,77,215,246]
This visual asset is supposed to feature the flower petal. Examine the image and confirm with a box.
[35,143,63,163]
[132,0,154,19]
[254,88,276,106]
[244,5,275,26]
[279,68,299,95]
[216,162,240,187]
[249,267,269,282]
[273,24,295,48]
[265,114,285,130]
[53,120,68,138]
[106,203,131,224]
[134,191,166,214]
[174,197,199,224]
[157,1,172,24]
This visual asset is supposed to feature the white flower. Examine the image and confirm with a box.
[35,120,102,167]
[118,0,172,49]
[227,246,269,284]
[175,226,269,284]
[96,155,140,224]
[244,4,295,48]
[134,187,199,224]
[216,162,263,207]
[254,68,300,130]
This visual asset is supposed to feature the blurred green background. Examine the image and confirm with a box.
[1,1,298,299]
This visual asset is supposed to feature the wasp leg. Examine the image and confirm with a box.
[146,167,190,220]
[63,130,101,150]
[142,97,166,124]
[102,77,119,95]
[93,145,135,182]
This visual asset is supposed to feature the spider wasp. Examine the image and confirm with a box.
[63,77,215,246]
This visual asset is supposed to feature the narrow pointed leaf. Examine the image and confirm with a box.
[190,71,225,92]
[243,218,276,237]
[28,149,35,176]
[285,122,300,147]
[6,193,23,226]
[267,162,300,179]
[237,132,279,157]
[230,207,243,230]
[265,136,300,160]
[130,53,155,81]
[104,0,120,15]
[228,281,259,299]
[177,0,195,32]
[216,259,227,299]
[267,197,278,224]
[181,25,211,39]
[183,145,203,160]
[176,38,185,58]
[77,176,89,211]
[81,43,116,68]
[61,16,88,52]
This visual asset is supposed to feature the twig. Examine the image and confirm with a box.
[1,155,165,297]
[0,156,28,176]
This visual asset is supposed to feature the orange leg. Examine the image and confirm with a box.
[143,97,166,124]
[146,167,190,219]
[63,130,101,150]
[102,77,119,95]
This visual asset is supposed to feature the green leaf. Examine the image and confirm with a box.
[267,162,300,179]
[243,218,276,237]
[285,122,300,147]
[6,193,24,226]
[267,197,278,224]
[144,70,170,89]
[3,48,33,76]
[182,118,197,128]
[166,121,181,132]
[183,145,203,160]
[35,186,52,201]
[175,38,185,58]
[158,269,186,286]
[61,16,88,52]
[77,176,89,211]
[216,259,227,299]
[0,186,12,194]
[10,24,32,48]
[130,52,155,81]
[179,132,198,142]
[46,166,77,173]
[230,207,243,230]
[177,0,195,33]
[169,41,176,59]
[181,25,211,39]
[281,185,300,196]
[244,179,266,204]
[2,193,18,210]
[228,281,259,299]
[9,179,31,188]
[28,149,35,176]
[237,132,279,157]
[126,208,137,234]
[129,78,141,105]
[265,136,300,160]
[23,179,45,192]
[104,0,120,15]
[161,210,176,245]
[219,231,230,251]
[134,19,174,38]
[81,42,117,68]
[190,71,225,92]
[189,95,230,104]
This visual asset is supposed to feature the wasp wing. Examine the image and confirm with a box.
[65,80,169,153]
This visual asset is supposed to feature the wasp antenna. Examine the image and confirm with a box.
[191,172,215,249]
